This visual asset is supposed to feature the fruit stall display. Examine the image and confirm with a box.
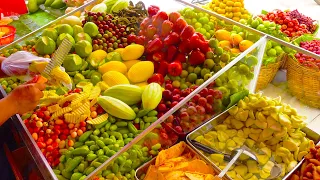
[0,0,319,180]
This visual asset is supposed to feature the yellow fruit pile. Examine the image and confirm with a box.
[207,0,250,21]
[215,29,254,53]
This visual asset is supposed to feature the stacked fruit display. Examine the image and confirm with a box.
[205,0,251,22]
[295,39,320,70]
[194,93,312,179]
[256,9,318,38]
[0,77,23,93]
[179,7,216,40]
[263,40,286,65]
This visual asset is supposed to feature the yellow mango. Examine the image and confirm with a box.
[259,170,270,179]
[243,128,251,136]
[270,112,279,121]
[201,139,215,147]
[217,131,229,142]
[299,138,309,152]
[210,154,224,164]
[260,128,273,140]
[262,161,274,173]
[244,96,250,103]
[238,100,247,109]
[206,131,218,140]
[253,98,268,108]
[123,60,141,70]
[231,119,244,129]
[254,120,267,129]
[235,174,245,180]
[279,163,286,177]
[248,110,255,120]
[269,121,281,132]
[239,110,249,121]
[121,44,144,61]
[247,175,258,180]
[214,124,228,131]
[245,139,255,148]
[226,129,237,138]
[243,173,253,179]
[245,118,255,127]
[261,110,270,116]
[283,140,298,152]
[261,147,272,158]
[297,151,308,161]
[234,165,248,177]
[228,106,238,115]
[98,61,127,74]
[194,135,204,142]
[227,171,237,179]
[247,160,259,174]
[275,156,282,164]
[225,115,234,124]
[256,112,267,121]
[276,147,291,157]
[237,130,248,138]
[287,161,297,172]
[257,154,269,165]
[248,133,259,141]
[266,138,280,146]
[226,139,236,148]
[218,142,226,150]
[233,137,246,146]
[294,149,299,160]
[128,61,154,83]
[279,113,292,128]
[274,127,287,138]
[250,128,262,134]
[291,115,306,128]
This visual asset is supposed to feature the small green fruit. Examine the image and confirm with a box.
[267,48,277,57]
[57,33,75,48]
[73,25,84,36]
[63,54,83,72]
[27,0,39,13]
[35,36,56,55]
[42,28,58,41]
[74,32,92,44]
[83,22,99,37]
[57,24,73,36]
[75,40,93,58]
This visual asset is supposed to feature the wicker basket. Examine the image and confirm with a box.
[287,55,320,108]
[256,53,287,91]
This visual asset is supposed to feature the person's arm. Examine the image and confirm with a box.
[0,96,18,126]
[0,83,45,126]
[0,57,8,78]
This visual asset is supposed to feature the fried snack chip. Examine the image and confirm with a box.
[185,172,206,180]
[186,159,216,174]
[144,165,158,180]
[165,171,186,180]
[156,142,187,166]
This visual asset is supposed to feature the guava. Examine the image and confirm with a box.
[75,40,93,58]
[57,33,75,48]
[61,16,82,27]
[51,0,66,9]
[35,36,56,55]
[267,48,277,57]
[42,28,58,41]
[274,46,283,55]
[73,25,84,36]
[83,22,99,37]
[74,32,92,44]
[63,54,83,72]
[105,52,122,62]
[57,24,73,36]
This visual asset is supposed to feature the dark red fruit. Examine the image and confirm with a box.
[169,12,181,23]
[163,32,180,46]
[157,61,169,76]
[167,45,177,62]
[188,49,205,66]
[168,61,182,76]
[173,18,187,33]
[180,25,195,41]
[148,5,160,17]
[152,51,165,62]
[147,73,164,85]
[152,11,169,28]
[161,20,173,37]
[146,38,163,53]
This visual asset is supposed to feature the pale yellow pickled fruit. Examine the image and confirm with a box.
[98,61,127,74]
[102,71,129,87]
[128,61,154,83]
[121,44,144,61]
[123,60,141,70]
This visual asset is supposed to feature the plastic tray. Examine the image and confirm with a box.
[186,107,320,180]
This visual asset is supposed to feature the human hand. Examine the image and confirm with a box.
[7,83,46,114]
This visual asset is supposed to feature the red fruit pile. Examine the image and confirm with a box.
[24,89,88,167]
[260,10,317,37]
[157,80,222,134]
[295,40,320,70]
[129,6,213,81]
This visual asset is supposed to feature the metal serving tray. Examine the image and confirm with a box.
[186,108,320,180]
[135,143,227,180]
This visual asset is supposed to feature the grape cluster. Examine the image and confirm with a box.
[83,12,136,52]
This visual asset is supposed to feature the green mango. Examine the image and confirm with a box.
[37,0,46,4]
[51,0,66,9]
[27,0,39,13]
[44,0,54,6]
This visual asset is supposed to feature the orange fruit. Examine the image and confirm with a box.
[239,40,254,52]
[230,34,243,46]
[218,40,232,50]
[215,29,231,41]
[230,48,241,54]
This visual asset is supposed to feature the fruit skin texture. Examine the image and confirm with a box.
[121,44,144,61]
[147,73,164,85]
[142,83,162,111]
[97,96,136,120]
[98,61,127,74]
[123,60,141,70]
[63,54,83,71]
[180,25,195,41]
[128,61,154,83]
[169,12,181,23]
[215,29,231,41]
[146,38,163,53]
[35,36,56,55]
[189,49,205,66]
[239,40,254,52]
[102,71,129,87]
[102,84,142,105]
[173,18,187,33]
[148,5,160,17]
[168,61,182,76]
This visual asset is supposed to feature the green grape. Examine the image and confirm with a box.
[204,59,215,69]
[195,79,204,85]
[246,72,254,80]
[194,66,202,75]
[187,66,195,73]
[180,70,189,78]
[187,73,197,83]
[238,64,250,75]
[206,51,214,59]
[204,74,212,81]
[194,22,202,29]
[191,18,198,24]
[172,80,180,88]
[215,77,224,87]
[229,87,239,95]
[180,84,188,90]
[199,28,207,35]
[201,68,210,77]
[213,65,222,73]
[227,79,238,89]
[217,86,230,98]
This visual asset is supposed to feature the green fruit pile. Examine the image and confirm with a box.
[179,7,216,40]
[0,77,22,93]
